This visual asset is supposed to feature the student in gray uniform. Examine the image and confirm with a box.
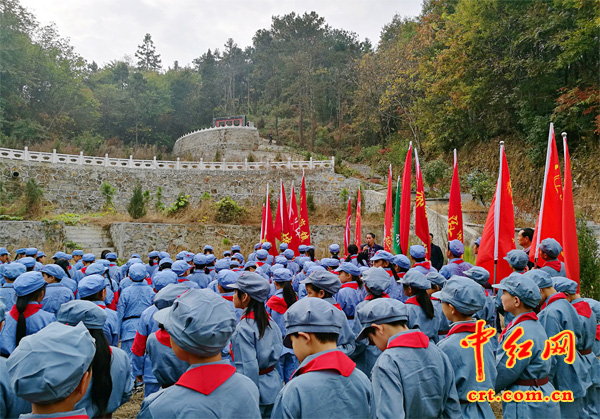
[271,297,375,419]
[57,300,133,417]
[7,322,96,419]
[137,289,260,418]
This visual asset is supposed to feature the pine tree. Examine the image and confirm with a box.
[128,184,147,219]
[135,33,162,71]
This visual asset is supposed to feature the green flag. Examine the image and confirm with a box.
[393,176,401,254]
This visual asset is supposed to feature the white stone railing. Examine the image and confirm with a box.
[177,125,257,142]
[0,147,334,172]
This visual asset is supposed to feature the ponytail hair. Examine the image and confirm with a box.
[15,285,46,347]
[281,281,297,309]
[87,328,113,415]
[353,274,364,289]
[415,288,435,319]
[237,290,271,338]
[307,248,316,262]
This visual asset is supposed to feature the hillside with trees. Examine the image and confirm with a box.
[0,0,598,217]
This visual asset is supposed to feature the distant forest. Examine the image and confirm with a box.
[0,0,597,171]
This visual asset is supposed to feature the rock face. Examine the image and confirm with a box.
[0,158,360,213]
[173,126,261,161]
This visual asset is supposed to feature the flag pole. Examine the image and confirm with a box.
[534,123,554,266]
[493,141,504,285]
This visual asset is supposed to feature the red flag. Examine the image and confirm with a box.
[275,180,293,247]
[448,149,463,242]
[530,123,563,267]
[274,180,286,241]
[344,197,352,257]
[561,133,579,284]
[383,164,393,251]
[414,149,430,257]
[264,184,277,254]
[299,171,311,245]
[287,182,301,253]
[476,142,516,284]
[355,188,362,248]
[260,203,265,242]
[399,143,412,255]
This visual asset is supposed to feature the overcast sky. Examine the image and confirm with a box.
[20,0,423,68]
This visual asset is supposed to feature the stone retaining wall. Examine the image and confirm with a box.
[0,158,360,214]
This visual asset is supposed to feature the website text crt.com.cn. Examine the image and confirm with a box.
[467,390,574,403]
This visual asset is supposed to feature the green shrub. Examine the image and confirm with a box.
[155,186,165,212]
[423,159,451,197]
[167,192,190,215]
[247,153,256,162]
[222,238,231,246]
[53,213,81,226]
[128,184,147,219]
[64,240,82,251]
[577,218,600,300]
[200,191,212,201]
[306,192,316,213]
[25,179,43,214]
[340,188,349,206]
[466,170,495,205]
[214,196,247,223]
[101,182,116,209]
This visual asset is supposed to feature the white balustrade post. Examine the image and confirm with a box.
[176,158,180,170]
[153,156,157,169]
[104,154,109,167]
[23,146,29,161]
[309,156,314,169]
[222,157,226,171]
[200,158,204,170]
[287,157,292,169]
[331,156,335,167]
[244,158,248,170]
[129,155,134,168]
[79,151,84,165]
[266,159,270,170]
[52,149,57,163]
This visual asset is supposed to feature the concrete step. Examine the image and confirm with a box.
[64,225,113,255]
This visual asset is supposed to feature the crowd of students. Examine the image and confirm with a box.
[0,236,599,418]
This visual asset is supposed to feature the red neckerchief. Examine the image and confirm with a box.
[176,364,236,395]
[47,415,88,419]
[572,300,592,319]
[341,282,358,290]
[108,290,118,311]
[256,261,265,267]
[266,295,288,314]
[397,272,406,279]
[222,294,233,301]
[451,259,464,265]
[350,255,357,260]
[97,304,106,309]
[384,268,394,277]
[80,266,87,274]
[543,260,562,271]
[365,293,389,300]
[414,261,431,270]
[241,311,271,321]
[131,331,148,357]
[155,329,172,347]
[430,295,439,301]
[295,351,355,378]
[405,296,419,306]
[446,321,477,338]
[387,331,430,349]
[499,311,538,342]
[9,303,42,321]
[596,325,600,341]
[333,303,342,310]
[540,293,567,310]
[178,278,189,283]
